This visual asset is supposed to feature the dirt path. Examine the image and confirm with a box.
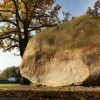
[0,86,100,100]
[0,97,24,100]
[0,86,100,91]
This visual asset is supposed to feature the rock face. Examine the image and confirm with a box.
[20,15,100,87]
[20,43,100,86]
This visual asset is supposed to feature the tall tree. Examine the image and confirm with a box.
[0,0,61,57]
[0,0,61,85]
[87,0,100,16]
[2,67,16,79]
[94,0,100,16]
[1,66,22,83]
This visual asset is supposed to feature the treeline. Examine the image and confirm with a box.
[0,66,21,83]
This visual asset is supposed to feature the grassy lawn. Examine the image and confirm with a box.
[0,84,21,86]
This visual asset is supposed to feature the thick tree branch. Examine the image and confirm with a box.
[21,0,26,4]
[0,19,18,27]
[4,45,19,51]
[0,10,16,14]
[28,24,57,32]
[0,35,19,43]
[8,37,19,43]
[0,30,19,37]
[11,0,24,24]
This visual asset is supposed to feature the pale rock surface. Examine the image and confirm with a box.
[20,14,100,87]
[20,39,100,86]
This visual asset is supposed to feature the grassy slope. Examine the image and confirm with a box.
[32,14,100,51]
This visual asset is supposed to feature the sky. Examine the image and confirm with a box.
[57,0,95,17]
[0,0,96,71]
[0,49,22,71]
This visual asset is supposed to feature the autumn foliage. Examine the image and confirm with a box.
[0,0,60,56]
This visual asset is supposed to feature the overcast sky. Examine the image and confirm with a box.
[0,49,22,71]
[0,0,96,71]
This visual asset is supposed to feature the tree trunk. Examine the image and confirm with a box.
[18,30,31,85]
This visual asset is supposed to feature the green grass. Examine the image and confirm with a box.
[0,84,21,86]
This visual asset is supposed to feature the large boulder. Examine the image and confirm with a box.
[20,15,100,87]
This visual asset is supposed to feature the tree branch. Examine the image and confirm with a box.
[0,19,18,27]
[4,45,19,51]
[0,30,19,37]
[28,24,57,32]
[11,0,24,24]
[8,37,19,43]
[0,10,16,14]
[21,0,26,4]
[0,35,19,43]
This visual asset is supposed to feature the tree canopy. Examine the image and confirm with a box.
[87,0,100,16]
[0,0,61,57]
[1,66,21,79]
